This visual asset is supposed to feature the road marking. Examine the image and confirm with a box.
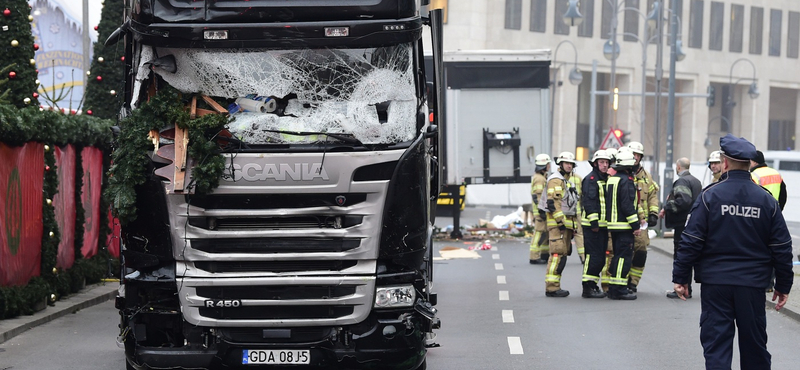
[502,310,514,323]
[499,291,509,300]
[792,234,800,240]
[495,263,504,270]
[492,254,500,259]
[491,246,498,251]
[497,275,506,284]
[507,337,524,354]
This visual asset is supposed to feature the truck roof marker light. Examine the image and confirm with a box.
[325,27,349,37]
[204,30,228,40]
[383,25,406,31]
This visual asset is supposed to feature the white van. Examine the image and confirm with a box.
[762,151,800,222]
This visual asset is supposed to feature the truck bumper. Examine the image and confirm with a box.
[126,311,428,370]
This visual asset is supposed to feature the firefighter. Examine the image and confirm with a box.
[572,163,586,264]
[530,154,551,264]
[600,147,618,292]
[540,152,580,297]
[604,147,640,300]
[708,150,722,183]
[581,149,611,298]
[750,150,787,210]
[626,141,659,293]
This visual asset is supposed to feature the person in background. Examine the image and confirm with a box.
[626,142,659,294]
[672,134,792,370]
[529,154,551,264]
[580,149,611,298]
[600,147,618,292]
[603,147,640,300]
[750,150,786,211]
[708,150,722,184]
[660,157,702,299]
[540,152,580,297]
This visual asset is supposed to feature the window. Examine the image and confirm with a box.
[578,0,595,38]
[688,0,704,49]
[529,0,546,33]
[601,0,614,39]
[768,120,796,151]
[749,7,763,55]
[729,4,744,53]
[769,9,782,57]
[670,0,684,44]
[789,11,800,58]
[623,0,640,42]
[709,2,723,50]
[780,161,800,171]
[554,0,570,35]
[505,0,522,30]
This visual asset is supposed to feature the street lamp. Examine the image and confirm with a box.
[562,0,583,27]
[550,40,583,153]
[727,58,759,107]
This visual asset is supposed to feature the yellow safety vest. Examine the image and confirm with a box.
[751,166,782,201]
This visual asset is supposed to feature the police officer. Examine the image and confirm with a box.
[540,152,580,297]
[708,150,722,184]
[530,154,551,264]
[672,134,793,370]
[626,141,659,293]
[580,150,611,298]
[604,148,640,300]
[750,150,786,210]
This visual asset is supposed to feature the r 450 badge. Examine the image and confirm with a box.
[205,299,242,308]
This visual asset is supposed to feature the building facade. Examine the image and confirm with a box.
[433,0,800,163]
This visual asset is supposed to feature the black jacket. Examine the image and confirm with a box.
[672,170,793,293]
[604,170,639,231]
[581,167,608,228]
[664,170,702,229]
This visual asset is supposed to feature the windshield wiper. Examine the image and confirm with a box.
[263,129,363,145]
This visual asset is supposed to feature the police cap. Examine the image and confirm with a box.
[719,133,756,161]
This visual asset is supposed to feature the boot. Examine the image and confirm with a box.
[582,282,606,298]
[627,282,637,293]
[545,289,570,298]
[530,258,547,265]
[607,286,637,300]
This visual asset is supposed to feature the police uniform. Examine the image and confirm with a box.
[530,165,550,263]
[540,152,580,297]
[750,150,787,210]
[604,149,639,300]
[672,134,794,369]
[580,150,610,298]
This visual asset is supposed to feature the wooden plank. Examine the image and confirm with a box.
[196,108,217,117]
[190,96,197,119]
[173,125,189,191]
[147,129,160,151]
[201,95,228,114]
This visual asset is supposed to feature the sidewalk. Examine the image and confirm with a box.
[0,281,119,344]
[649,236,800,323]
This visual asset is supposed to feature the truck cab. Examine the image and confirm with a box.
[111,1,443,369]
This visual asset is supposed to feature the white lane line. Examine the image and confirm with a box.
[499,291,509,300]
[495,263,504,270]
[497,275,507,284]
[502,310,515,323]
[492,254,500,260]
[491,246,498,251]
[508,337,524,354]
[792,234,800,240]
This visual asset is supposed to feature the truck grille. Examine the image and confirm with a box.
[190,238,361,254]
[188,215,363,230]
[187,193,367,210]
[194,260,358,273]
[200,306,355,320]
[196,285,358,300]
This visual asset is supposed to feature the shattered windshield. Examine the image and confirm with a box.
[142,44,419,145]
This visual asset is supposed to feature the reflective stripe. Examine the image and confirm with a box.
[606,176,637,230]
[546,254,561,282]
[609,257,627,285]
[629,267,643,278]
[752,167,782,200]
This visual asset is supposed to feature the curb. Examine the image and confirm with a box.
[0,282,118,344]
[649,238,800,324]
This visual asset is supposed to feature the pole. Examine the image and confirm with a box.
[639,22,649,144]
[663,0,679,205]
[609,1,619,133]
[590,60,598,152]
[83,0,90,108]
[652,1,665,186]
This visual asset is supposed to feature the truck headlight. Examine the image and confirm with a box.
[374,285,415,308]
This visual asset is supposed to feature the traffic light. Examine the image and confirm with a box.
[613,129,631,144]
[707,85,716,107]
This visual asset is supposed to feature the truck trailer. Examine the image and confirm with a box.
[108,1,443,369]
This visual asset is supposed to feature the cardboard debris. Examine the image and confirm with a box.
[436,247,482,260]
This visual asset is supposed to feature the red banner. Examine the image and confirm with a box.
[54,145,76,270]
[80,147,102,259]
[0,143,44,287]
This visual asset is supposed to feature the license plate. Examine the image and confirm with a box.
[242,349,310,365]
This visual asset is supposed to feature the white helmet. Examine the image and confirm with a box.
[605,147,618,159]
[591,149,612,163]
[708,150,721,163]
[555,151,577,165]
[535,153,551,166]
[627,141,645,155]
[614,148,636,168]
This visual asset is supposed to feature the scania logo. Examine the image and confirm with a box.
[225,163,330,182]
[335,195,346,206]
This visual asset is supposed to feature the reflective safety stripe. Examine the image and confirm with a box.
[752,167,782,201]
[629,267,643,278]
[609,257,627,285]
[606,176,637,230]
[546,254,561,283]
[530,231,545,253]
[582,255,599,283]
[580,179,607,227]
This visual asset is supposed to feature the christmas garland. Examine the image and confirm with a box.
[0,105,115,319]
[107,86,228,225]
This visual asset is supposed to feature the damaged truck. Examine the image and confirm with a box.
[108,1,444,369]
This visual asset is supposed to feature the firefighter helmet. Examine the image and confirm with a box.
[605,147,618,159]
[555,152,577,165]
[535,154,551,166]
[614,147,636,168]
[627,141,645,155]
[708,150,721,163]
[590,149,612,163]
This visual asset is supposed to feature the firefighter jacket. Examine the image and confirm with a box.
[672,170,793,294]
[573,172,583,218]
[633,166,660,220]
[711,172,721,183]
[604,170,639,231]
[539,170,579,229]
[530,171,547,206]
[750,164,787,210]
[581,167,608,228]
[664,170,702,229]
